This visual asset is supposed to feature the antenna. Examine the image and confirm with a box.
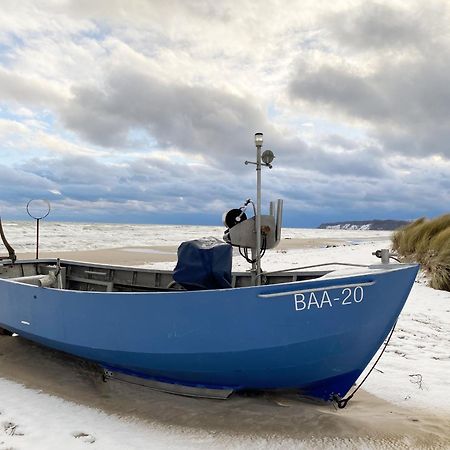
[26,199,51,260]
[244,133,276,285]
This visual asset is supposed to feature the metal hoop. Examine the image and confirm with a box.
[26,199,51,220]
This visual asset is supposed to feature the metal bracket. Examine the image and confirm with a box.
[245,160,272,169]
[372,249,400,264]
[102,368,233,399]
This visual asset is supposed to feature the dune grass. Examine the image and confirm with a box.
[392,214,450,291]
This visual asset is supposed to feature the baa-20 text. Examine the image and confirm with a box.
[294,286,364,311]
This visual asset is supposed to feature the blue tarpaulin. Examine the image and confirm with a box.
[173,237,232,290]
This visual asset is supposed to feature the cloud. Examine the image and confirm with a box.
[288,1,450,159]
[17,153,255,213]
[0,164,59,212]
[0,67,66,107]
[0,118,29,136]
[59,62,383,180]
[61,66,269,161]
[325,2,437,51]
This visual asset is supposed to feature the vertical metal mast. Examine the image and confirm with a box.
[254,132,263,285]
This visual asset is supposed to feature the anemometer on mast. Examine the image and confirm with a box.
[223,133,283,285]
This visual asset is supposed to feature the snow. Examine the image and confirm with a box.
[324,224,372,230]
[363,281,450,412]
[0,223,449,449]
[0,377,254,450]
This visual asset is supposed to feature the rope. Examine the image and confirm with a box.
[238,236,267,264]
[333,319,398,409]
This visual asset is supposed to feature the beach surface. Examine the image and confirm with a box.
[1,223,449,449]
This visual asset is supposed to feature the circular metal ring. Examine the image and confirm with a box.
[26,199,51,220]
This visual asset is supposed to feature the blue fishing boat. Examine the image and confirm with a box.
[0,133,418,405]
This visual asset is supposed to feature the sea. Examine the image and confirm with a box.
[1,220,392,254]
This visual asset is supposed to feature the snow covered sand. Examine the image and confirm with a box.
[0,343,449,450]
[0,222,449,449]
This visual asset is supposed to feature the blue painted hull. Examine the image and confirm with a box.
[0,264,418,401]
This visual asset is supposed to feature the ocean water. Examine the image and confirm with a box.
[0,220,392,253]
[1,221,223,253]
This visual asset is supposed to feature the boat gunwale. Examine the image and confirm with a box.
[0,258,419,296]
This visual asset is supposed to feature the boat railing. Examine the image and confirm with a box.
[256,262,371,281]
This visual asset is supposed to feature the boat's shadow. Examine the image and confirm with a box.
[0,335,448,447]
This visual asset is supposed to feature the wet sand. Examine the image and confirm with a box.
[6,241,450,448]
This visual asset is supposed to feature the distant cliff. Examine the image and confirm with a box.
[318,220,410,231]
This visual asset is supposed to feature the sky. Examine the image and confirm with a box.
[0,0,449,227]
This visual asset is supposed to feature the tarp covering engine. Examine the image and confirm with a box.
[173,237,232,290]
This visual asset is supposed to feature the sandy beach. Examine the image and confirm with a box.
[18,246,180,266]
[2,232,449,449]
[16,235,390,265]
[0,336,449,449]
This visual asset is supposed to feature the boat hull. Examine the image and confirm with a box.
[0,264,419,401]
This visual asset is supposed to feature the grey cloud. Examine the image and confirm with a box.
[0,67,64,107]
[278,147,450,219]
[18,154,255,213]
[62,67,268,163]
[4,148,448,225]
[321,134,359,150]
[62,65,390,182]
[289,60,447,125]
[15,147,388,221]
[23,154,119,186]
[289,2,450,159]
[65,66,391,184]
[0,163,58,207]
[278,137,389,179]
[289,55,450,158]
[326,2,436,51]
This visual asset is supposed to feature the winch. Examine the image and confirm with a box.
[223,198,283,251]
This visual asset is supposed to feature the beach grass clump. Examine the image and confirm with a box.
[392,214,450,291]
[429,246,450,291]
[429,227,450,254]
[415,214,450,257]
[392,217,426,256]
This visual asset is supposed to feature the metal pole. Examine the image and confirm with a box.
[255,143,262,285]
[36,218,40,260]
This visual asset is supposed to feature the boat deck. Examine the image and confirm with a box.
[0,259,330,292]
